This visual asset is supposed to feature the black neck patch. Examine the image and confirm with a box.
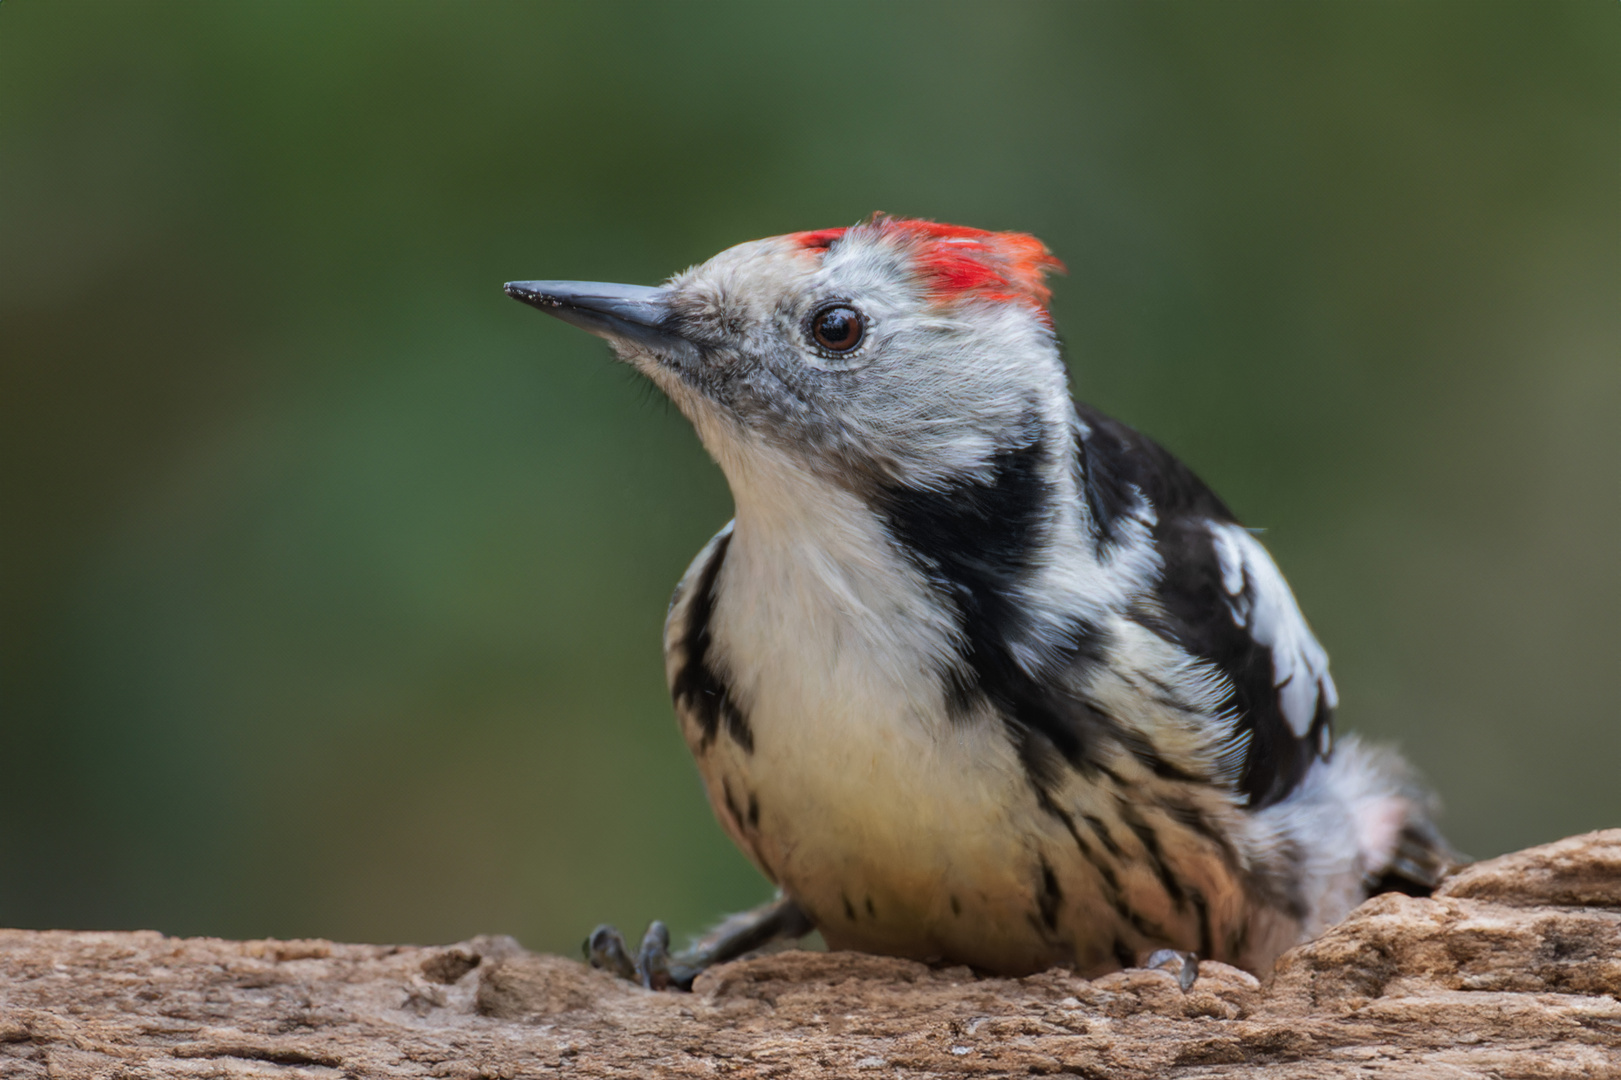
[873,423,1110,775]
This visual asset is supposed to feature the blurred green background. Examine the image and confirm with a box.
[2,1,1616,955]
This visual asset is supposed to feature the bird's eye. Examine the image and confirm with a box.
[809,304,864,353]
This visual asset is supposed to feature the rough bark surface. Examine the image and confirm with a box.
[2,832,1617,1079]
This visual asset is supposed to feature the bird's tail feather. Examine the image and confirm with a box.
[1250,735,1458,944]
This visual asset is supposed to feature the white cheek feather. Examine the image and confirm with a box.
[1207,521,1337,737]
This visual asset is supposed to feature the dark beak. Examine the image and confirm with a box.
[504,280,696,360]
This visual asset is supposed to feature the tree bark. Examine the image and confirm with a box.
[3,831,1617,1078]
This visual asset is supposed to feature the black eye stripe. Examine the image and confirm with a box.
[809,303,865,353]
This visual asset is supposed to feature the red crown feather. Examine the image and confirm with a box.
[791,215,1064,313]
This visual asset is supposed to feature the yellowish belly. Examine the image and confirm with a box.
[686,702,1188,976]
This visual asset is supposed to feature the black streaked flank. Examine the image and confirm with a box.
[1037,857,1063,932]
[1028,777,1095,865]
[1083,814,1123,860]
[1019,762,1166,944]
[1189,888,1213,960]
[671,531,754,754]
[1161,798,1242,871]
[1127,909,1166,941]
[1091,851,1121,894]
[1115,725,1206,784]
[1118,809,1186,909]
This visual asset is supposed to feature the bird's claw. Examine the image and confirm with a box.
[584,924,637,981]
[583,895,810,992]
[585,920,683,990]
[1143,948,1200,991]
[636,920,673,990]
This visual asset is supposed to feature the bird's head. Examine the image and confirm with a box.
[506,216,1068,498]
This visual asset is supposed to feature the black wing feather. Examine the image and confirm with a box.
[1075,404,1331,808]
[871,400,1330,812]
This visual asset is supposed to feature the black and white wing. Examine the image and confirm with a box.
[1076,405,1336,808]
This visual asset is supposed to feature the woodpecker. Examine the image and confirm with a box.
[505,216,1452,991]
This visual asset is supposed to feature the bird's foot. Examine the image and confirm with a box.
[1142,948,1200,991]
[584,924,636,981]
[582,894,812,992]
[583,922,680,989]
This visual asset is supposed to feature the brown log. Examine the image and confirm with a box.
[3,831,1617,1078]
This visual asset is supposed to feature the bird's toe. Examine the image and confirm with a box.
[636,920,674,990]
[584,924,637,981]
[1143,948,1200,991]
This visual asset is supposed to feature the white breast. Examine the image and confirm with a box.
[679,450,1074,966]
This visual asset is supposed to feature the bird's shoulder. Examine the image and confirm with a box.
[664,522,751,753]
[1074,403,1335,808]
[665,522,733,655]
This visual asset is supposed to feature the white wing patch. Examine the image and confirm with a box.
[1207,521,1337,738]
